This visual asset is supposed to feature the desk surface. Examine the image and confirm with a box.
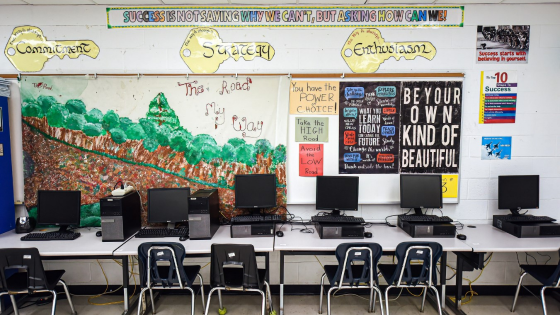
[274,224,472,252]
[458,224,560,252]
[0,228,119,256]
[114,225,275,256]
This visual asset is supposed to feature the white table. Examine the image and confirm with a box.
[0,228,132,315]
[275,224,473,315]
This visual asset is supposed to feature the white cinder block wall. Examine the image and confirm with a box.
[3,4,560,287]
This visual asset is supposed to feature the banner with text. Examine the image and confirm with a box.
[400,81,462,173]
[339,81,400,174]
[479,71,517,124]
[107,6,464,29]
[299,144,324,176]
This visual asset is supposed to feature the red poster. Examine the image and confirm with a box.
[299,144,323,177]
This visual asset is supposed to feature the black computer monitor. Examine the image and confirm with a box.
[37,190,81,232]
[148,188,191,227]
[498,175,539,216]
[316,176,359,216]
[400,174,443,215]
[235,174,277,211]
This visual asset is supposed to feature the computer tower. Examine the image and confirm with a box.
[400,222,456,238]
[230,223,275,238]
[188,189,220,240]
[100,192,141,242]
[315,222,364,239]
[493,216,560,238]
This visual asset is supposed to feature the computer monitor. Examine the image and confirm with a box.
[235,174,277,211]
[400,174,443,215]
[148,188,191,228]
[37,190,81,232]
[498,175,539,216]
[316,176,359,216]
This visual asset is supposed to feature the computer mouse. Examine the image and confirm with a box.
[179,235,188,241]
[96,231,102,237]
[456,234,467,240]
[364,232,372,238]
[276,231,284,237]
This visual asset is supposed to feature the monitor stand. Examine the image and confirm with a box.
[167,222,176,229]
[57,225,71,233]
[509,209,525,216]
[413,208,424,216]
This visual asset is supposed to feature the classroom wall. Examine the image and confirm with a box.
[2,3,560,287]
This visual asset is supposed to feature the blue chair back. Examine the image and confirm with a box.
[331,243,382,287]
[392,241,442,286]
[137,242,191,288]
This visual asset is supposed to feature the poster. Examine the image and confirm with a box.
[479,71,517,124]
[107,6,464,29]
[339,81,400,174]
[295,117,328,142]
[476,25,529,64]
[289,81,339,115]
[20,76,288,226]
[0,107,2,132]
[442,174,458,198]
[482,136,511,160]
[299,144,323,176]
[400,81,462,173]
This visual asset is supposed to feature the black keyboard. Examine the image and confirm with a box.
[311,216,365,224]
[136,228,189,238]
[21,232,81,241]
[398,215,454,223]
[231,215,283,223]
[501,215,556,223]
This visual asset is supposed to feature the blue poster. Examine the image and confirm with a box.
[481,136,511,160]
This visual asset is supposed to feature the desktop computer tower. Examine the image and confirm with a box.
[188,189,220,240]
[315,222,364,239]
[230,223,275,238]
[400,222,456,238]
[100,192,141,242]
[493,215,560,238]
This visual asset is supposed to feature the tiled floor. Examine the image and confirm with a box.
[10,293,560,315]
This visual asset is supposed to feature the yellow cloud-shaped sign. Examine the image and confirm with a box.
[4,26,100,72]
[341,28,436,73]
[180,27,275,74]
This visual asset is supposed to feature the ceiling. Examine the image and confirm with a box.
[0,0,558,5]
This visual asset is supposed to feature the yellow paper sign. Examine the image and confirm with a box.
[180,28,275,74]
[341,28,437,73]
[289,81,339,115]
[4,26,100,72]
[442,174,459,198]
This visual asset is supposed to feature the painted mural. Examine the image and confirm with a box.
[21,76,288,226]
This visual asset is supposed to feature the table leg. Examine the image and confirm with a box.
[280,251,285,315]
[455,255,463,311]
[265,252,270,283]
[122,256,129,314]
[441,252,447,310]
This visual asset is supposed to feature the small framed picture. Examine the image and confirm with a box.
[0,143,3,156]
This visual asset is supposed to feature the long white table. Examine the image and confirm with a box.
[275,223,473,315]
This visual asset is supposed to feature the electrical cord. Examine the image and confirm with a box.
[385,209,412,227]
[448,253,493,305]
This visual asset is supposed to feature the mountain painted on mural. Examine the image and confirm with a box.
[22,93,287,226]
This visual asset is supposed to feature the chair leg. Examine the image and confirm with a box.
[257,289,266,315]
[373,285,384,315]
[59,279,77,315]
[420,287,427,312]
[430,286,443,315]
[149,289,156,314]
[264,281,274,312]
[50,290,58,315]
[137,288,149,315]
[385,285,393,315]
[369,287,374,313]
[198,274,206,313]
[327,287,336,315]
[511,272,527,312]
[204,287,219,315]
[186,287,195,315]
[540,286,548,315]
[218,289,223,310]
[319,273,326,314]
[9,295,20,315]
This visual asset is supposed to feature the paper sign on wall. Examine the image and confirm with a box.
[289,81,339,115]
[482,136,511,160]
[476,25,529,64]
[295,117,328,142]
[299,144,323,177]
[442,174,458,198]
[479,71,517,124]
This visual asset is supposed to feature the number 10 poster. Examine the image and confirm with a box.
[479,71,517,124]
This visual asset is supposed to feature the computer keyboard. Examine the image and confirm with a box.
[21,232,81,241]
[136,228,189,238]
[311,216,365,224]
[231,215,283,223]
[398,215,454,223]
[501,215,556,223]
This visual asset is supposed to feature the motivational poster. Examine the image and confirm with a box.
[479,71,517,124]
[442,174,459,198]
[481,136,511,160]
[476,25,529,64]
[400,81,462,173]
[295,117,328,142]
[339,81,400,174]
[289,81,339,115]
[299,144,323,176]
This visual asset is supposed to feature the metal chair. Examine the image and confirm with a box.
[0,248,77,315]
[137,242,205,315]
[511,251,560,315]
[378,241,443,315]
[205,244,273,315]
[319,243,385,315]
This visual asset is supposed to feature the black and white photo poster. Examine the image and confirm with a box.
[400,81,462,173]
[476,25,529,64]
